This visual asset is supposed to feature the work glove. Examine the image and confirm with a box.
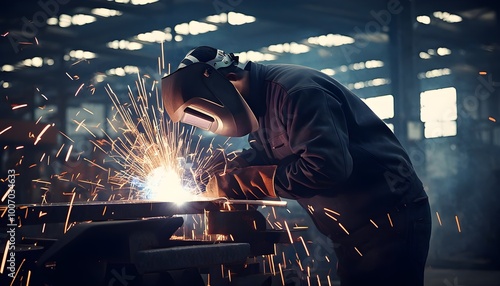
[204,165,277,200]
[192,149,248,192]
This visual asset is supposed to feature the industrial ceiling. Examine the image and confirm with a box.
[0,0,498,135]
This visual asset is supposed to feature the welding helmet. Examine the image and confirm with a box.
[161,46,258,137]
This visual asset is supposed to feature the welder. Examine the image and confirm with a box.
[162,46,431,286]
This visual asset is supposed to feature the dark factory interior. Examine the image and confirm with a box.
[1,0,499,285]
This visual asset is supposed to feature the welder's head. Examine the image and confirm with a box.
[161,46,258,137]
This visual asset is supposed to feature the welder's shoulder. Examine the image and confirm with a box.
[265,64,342,97]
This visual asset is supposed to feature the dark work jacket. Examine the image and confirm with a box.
[239,62,427,241]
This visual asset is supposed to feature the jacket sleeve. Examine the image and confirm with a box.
[274,88,353,198]
[228,133,270,168]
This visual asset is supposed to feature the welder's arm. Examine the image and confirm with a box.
[274,89,353,199]
[204,165,277,199]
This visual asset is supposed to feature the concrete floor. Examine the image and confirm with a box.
[424,268,500,286]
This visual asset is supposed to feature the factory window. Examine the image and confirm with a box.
[420,87,457,138]
[362,95,394,132]
[362,95,394,120]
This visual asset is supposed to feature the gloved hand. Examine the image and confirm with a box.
[192,149,248,192]
[204,165,277,200]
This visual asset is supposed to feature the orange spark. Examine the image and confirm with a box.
[325,212,337,221]
[1,240,9,273]
[9,258,26,285]
[338,223,350,235]
[0,126,12,135]
[74,83,85,97]
[12,103,28,110]
[489,116,496,123]
[34,124,51,145]
[479,71,487,75]
[455,215,461,233]
[436,211,442,226]
[299,236,310,256]
[279,263,285,285]
[83,108,94,115]
[58,131,74,142]
[56,144,65,157]
[1,185,13,202]
[324,207,340,216]
[64,193,76,234]
[387,213,393,227]
[370,219,379,228]
[354,247,363,256]
[284,220,294,244]
[65,145,73,162]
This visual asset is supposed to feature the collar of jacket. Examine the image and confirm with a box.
[246,61,268,117]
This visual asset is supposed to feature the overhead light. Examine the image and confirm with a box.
[2,82,10,88]
[20,57,44,68]
[91,8,123,17]
[321,68,335,76]
[1,65,14,72]
[174,21,217,36]
[267,42,310,54]
[433,11,462,23]
[227,12,256,25]
[236,51,276,62]
[94,74,106,83]
[71,14,96,26]
[136,30,172,42]
[436,47,451,56]
[107,40,143,50]
[130,0,158,5]
[47,17,58,25]
[108,0,158,4]
[418,68,451,79]
[349,60,384,70]
[206,13,228,24]
[45,58,55,66]
[365,60,384,69]
[347,78,390,90]
[106,66,139,76]
[354,82,365,89]
[419,52,431,59]
[32,57,43,67]
[370,78,389,86]
[56,14,96,27]
[416,15,431,25]
[68,50,97,59]
[59,14,72,28]
[308,34,355,47]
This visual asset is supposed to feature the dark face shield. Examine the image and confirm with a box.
[161,62,258,137]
